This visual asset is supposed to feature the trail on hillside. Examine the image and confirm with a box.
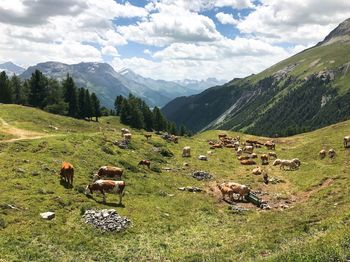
[0,117,57,142]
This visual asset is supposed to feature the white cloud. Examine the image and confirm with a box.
[237,0,350,45]
[0,0,143,67]
[118,3,222,47]
[216,12,239,25]
[101,46,119,56]
[215,0,254,9]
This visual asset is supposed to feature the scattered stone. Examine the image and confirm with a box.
[23,160,30,163]
[198,155,208,161]
[113,139,129,149]
[228,205,249,214]
[83,209,131,232]
[260,203,271,210]
[48,125,59,130]
[183,162,189,167]
[178,186,202,193]
[31,172,40,176]
[162,167,172,171]
[40,211,55,220]
[192,171,212,180]
[15,168,25,174]
[269,177,285,184]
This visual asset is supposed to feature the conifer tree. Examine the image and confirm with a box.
[29,70,48,108]
[0,71,13,103]
[114,95,124,116]
[10,75,24,104]
[84,89,93,121]
[62,74,77,117]
[90,92,101,122]
[77,88,86,119]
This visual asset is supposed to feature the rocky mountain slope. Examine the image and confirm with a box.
[0,61,25,75]
[162,18,350,136]
[19,62,222,109]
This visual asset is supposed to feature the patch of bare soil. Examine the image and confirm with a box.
[0,117,55,142]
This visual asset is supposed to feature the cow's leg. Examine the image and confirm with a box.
[100,190,106,202]
[119,193,123,204]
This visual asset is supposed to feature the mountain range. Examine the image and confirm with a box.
[162,18,350,137]
[10,62,224,109]
[0,62,25,75]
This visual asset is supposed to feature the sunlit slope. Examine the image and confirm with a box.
[1,104,350,261]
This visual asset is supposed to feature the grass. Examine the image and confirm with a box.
[1,104,350,261]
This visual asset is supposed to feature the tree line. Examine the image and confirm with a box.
[0,70,103,121]
[114,94,189,136]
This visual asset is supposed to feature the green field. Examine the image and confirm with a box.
[1,104,350,261]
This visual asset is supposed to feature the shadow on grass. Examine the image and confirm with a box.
[60,179,73,189]
[84,194,125,208]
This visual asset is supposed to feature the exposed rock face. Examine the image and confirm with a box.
[83,209,131,232]
[319,18,350,46]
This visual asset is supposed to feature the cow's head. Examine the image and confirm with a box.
[92,173,99,182]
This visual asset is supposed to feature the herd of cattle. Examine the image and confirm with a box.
[59,128,350,205]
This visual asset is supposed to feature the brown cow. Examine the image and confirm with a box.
[328,149,336,159]
[240,160,256,165]
[138,160,151,169]
[124,133,132,140]
[85,180,125,204]
[268,152,277,159]
[264,141,276,150]
[261,154,269,165]
[218,134,227,139]
[238,155,250,161]
[319,149,326,159]
[144,134,152,140]
[93,166,123,182]
[60,162,74,186]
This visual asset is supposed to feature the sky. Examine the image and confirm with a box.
[0,0,350,81]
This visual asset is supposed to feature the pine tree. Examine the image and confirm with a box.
[10,75,24,104]
[29,70,48,108]
[0,71,13,103]
[62,74,78,117]
[169,122,177,135]
[90,92,101,122]
[120,99,131,125]
[84,89,93,121]
[114,95,124,116]
[44,79,67,115]
[153,107,166,132]
[77,88,86,119]
[179,125,187,136]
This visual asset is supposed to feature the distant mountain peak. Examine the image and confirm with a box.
[318,18,350,46]
[0,61,25,75]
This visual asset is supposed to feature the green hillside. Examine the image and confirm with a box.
[162,18,350,136]
[1,104,350,261]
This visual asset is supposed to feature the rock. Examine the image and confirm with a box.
[83,209,131,232]
[178,186,202,192]
[15,168,25,174]
[198,155,207,161]
[183,162,189,167]
[31,172,40,176]
[113,139,129,149]
[23,160,30,163]
[192,171,212,180]
[228,205,249,214]
[40,212,55,220]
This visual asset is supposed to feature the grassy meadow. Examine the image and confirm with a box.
[0,104,350,261]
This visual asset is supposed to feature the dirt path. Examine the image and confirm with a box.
[0,117,57,142]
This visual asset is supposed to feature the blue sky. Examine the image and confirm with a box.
[0,0,349,81]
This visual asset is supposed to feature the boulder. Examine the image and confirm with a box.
[40,212,55,220]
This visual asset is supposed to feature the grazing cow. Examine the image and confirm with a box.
[210,143,223,149]
[138,160,151,168]
[121,128,130,136]
[252,166,262,175]
[60,162,74,186]
[236,147,243,156]
[261,154,269,165]
[263,173,269,184]
[273,159,298,170]
[243,145,254,154]
[123,133,132,140]
[238,155,250,161]
[144,134,152,140]
[240,160,256,165]
[217,183,234,201]
[246,140,264,146]
[264,141,276,150]
[268,152,277,159]
[328,149,336,159]
[93,166,123,182]
[225,182,250,201]
[319,149,326,159]
[292,158,301,167]
[218,134,227,139]
[171,135,179,144]
[344,136,350,148]
[182,146,191,157]
[249,153,258,159]
[85,180,125,204]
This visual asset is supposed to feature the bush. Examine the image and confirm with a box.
[160,148,173,157]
